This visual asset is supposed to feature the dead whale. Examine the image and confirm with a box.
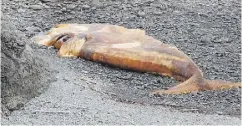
[33,23,241,95]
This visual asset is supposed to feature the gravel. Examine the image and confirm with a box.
[1,0,241,125]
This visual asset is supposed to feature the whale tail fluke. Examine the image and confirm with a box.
[204,80,241,91]
[151,71,241,95]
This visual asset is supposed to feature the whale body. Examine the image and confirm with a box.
[34,24,241,94]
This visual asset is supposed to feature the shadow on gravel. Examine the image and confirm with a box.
[64,55,241,118]
[31,45,241,118]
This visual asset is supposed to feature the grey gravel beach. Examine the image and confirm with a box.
[1,0,241,125]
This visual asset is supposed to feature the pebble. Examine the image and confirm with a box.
[62,7,67,11]
[17,41,25,46]
[216,111,224,115]
[40,0,57,3]
[30,5,43,10]
[214,37,231,43]
[70,11,75,14]
[67,4,77,9]
[83,5,90,9]
[17,8,26,13]
[91,7,96,10]
[153,11,163,15]
[25,26,40,32]
[81,70,89,74]
[137,11,145,17]
[56,4,62,7]
[54,10,62,14]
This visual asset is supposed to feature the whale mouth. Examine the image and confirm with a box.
[53,33,75,49]
[56,33,74,43]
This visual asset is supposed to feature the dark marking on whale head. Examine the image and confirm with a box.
[53,33,75,49]
[56,34,74,43]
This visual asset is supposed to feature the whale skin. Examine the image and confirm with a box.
[33,23,241,95]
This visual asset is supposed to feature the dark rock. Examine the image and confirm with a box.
[1,18,55,117]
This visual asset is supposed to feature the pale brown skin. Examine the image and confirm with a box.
[33,23,241,95]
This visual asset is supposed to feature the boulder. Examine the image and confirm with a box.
[1,19,55,116]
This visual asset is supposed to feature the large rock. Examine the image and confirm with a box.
[1,20,55,116]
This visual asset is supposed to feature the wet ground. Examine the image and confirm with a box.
[1,0,241,125]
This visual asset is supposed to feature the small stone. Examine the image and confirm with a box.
[66,15,73,20]
[214,37,231,43]
[201,34,214,42]
[216,111,223,115]
[83,5,90,9]
[120,73,132,80]
[47,46,54,49]
[30,5,43,10]
[61,7,67,11]
[42,4,50,9]
[17,42,25,46]
[40,0,50,2]
[57,4,62,7]
[17,8,26,13]
[81,70,88,74]
[145,0,155,4]
[137,11,145,17]
[40,0,57,3]
[55,10,62,14]
[67,4,77,9]
[91,7,96,10]
[25,26,40,32]
[153,11,162,15]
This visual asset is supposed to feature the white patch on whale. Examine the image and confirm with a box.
[111,42,141,49]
